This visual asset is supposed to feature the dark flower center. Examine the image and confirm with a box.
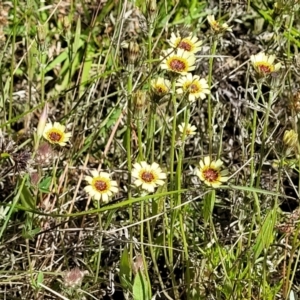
[157,86,166,94]
[141,171,154,183]
[178,41,192,52]
[95,180,108,191]
[189,83,199,93]
[258,64,272,73]
[169,59,186,72]
[203,168,219,182]
[49,131,62,142]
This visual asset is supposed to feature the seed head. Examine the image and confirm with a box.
[128,41,140,64]
[63,267,88,288]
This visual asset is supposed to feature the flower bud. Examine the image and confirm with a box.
[37,25,46,45]
[63,16,71,31]
[37,103,48,139]
[283,129,298,148]
[133,90,147,113]
[128,41,140,64]
[147,0,157,24]
[207,15,232,34]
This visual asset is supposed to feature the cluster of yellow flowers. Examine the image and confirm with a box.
[40,15,283,204]
[82,156,230,203]
[42,121,230,201]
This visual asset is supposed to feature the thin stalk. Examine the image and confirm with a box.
[127,66,133,280]
[8,0,18,129]
[207,39,218,156]
[167,78,180,299]
[169,79,177,189]
[94,201,103,283]
[136,115,143,161]
[250,81,262,187]
[256,87,276,187]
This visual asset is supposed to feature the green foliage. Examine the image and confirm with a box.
[133,271,151,300]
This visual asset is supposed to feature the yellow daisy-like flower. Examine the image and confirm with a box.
[250,52,281,76]
[178,122,197,136]
[43,122,72,146]
[132,161,167,193]
[207,15,232,33]
[151,77,171,96]
[84,170,119,202]
[176,73,210,102]
[168,32,202,53]
[160,48,196,75]
[194,156,229,188]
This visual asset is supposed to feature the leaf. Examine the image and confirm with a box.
[133,271,151,300]
[22,226,41,240]
[37,271,44,285]
[203,190,215,224]
[38,177,52,193]
[79,43,94,98]
[20,181,36,210]
[253,209,276,260]
[73,17,82,55]
[153,234,164,261]
[120,246,132,290]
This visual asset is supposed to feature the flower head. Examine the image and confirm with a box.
[84,170,119,202]
[168,32,202,53]
[43,122,71,146]
[178,122,197,136]
[35,142,56,166]
[160,48,196,75]
[122,40,140,64]
[176,74,210,102]
[64,267,88,288]
[207,15,232,33]
[151,77,171,96]
[133,90,148,112]
[194,156,229,187]
[250,52,281,77]
[132,161,166,193]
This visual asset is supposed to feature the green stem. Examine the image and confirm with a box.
[250,81,262,187]
[207,39,218,156]
[127,66,133,280]
[94,200,103,283]
[169,79,177,189]
[256,86,275,187]
[9,0,18,130]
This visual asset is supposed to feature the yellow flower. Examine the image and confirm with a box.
[176,73,210,102]
[160,48,196,75]
[194,156,229,187]
[43,122,71,146]
[250,52,281,76]
[132,161,166,193]
[207,15,232,33]
[84,170,119,202]
[151,77,171,96]
[168,32,202,53]
[178,122,197,136]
